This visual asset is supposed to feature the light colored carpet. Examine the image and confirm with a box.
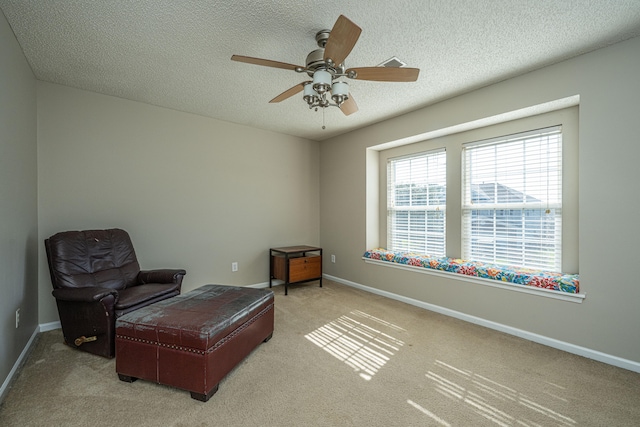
[1,279,639,426]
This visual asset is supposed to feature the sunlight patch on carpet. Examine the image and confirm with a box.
[407,399,451,427]
[421,360,576,427]
[304,310,405,380]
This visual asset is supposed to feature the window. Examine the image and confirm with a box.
[462,126,562,271]
[387,149,446,255]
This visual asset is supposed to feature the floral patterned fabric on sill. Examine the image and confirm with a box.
[362,248,579,294]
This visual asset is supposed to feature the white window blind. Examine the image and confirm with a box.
[387,149,446,255]
[462,126,562,271]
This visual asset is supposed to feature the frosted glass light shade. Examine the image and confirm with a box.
[303,82,315,96]
[332,81,348,96]
[312,70,332,94]
[303,82,316,104]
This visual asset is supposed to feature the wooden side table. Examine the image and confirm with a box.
[269,245,322,295]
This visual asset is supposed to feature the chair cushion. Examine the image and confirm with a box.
[46,229,140,290]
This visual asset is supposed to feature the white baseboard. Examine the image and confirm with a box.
[247,280,282,289]
[0,326,40,404]
[0,321,62,404]
[324,273,640,374]
[40,321,61,332]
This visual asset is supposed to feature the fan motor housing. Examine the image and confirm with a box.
[305,29,351,77]
[315,29,330,47]
[305,51,344,77]
[306,48,328,73]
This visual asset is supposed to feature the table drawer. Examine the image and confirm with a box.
[289,255,321,282]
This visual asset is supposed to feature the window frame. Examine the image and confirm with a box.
[378,107,578,275]
[386,149,447,256]
[461,126,563,271]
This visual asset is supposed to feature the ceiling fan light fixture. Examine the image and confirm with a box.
[312,69,332,94]
[303,82,316,105]
[331,81,349,105]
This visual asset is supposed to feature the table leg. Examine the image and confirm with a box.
[269,250,273,289]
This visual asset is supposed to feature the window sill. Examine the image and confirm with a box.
[362,257,585,303]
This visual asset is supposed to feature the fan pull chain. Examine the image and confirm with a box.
[322,106,326,130]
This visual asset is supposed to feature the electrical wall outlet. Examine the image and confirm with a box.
[331,254,336,263]
[232,262,238,272]
[15,308,20,328]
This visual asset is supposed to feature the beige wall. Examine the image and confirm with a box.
[0,11,38,394]
[37,82,319,324]
[320,36,640,364]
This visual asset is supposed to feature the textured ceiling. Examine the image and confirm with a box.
[2,1,640,141]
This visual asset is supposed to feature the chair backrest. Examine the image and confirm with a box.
[45,228,141,290]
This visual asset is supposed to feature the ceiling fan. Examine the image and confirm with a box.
[231,15,420,117]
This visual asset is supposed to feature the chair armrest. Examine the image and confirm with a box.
[52,287,118,303]
[138,269,186,285]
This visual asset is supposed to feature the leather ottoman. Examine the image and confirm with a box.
[115,284,274,401]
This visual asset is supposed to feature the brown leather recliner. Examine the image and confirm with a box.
[45,228,186,358]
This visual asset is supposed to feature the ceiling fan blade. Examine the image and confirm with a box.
[346,67,420,82]
[269,81,310,103]
[231,55,302,71]
[340,94,358,116]
[323,15,362,66]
